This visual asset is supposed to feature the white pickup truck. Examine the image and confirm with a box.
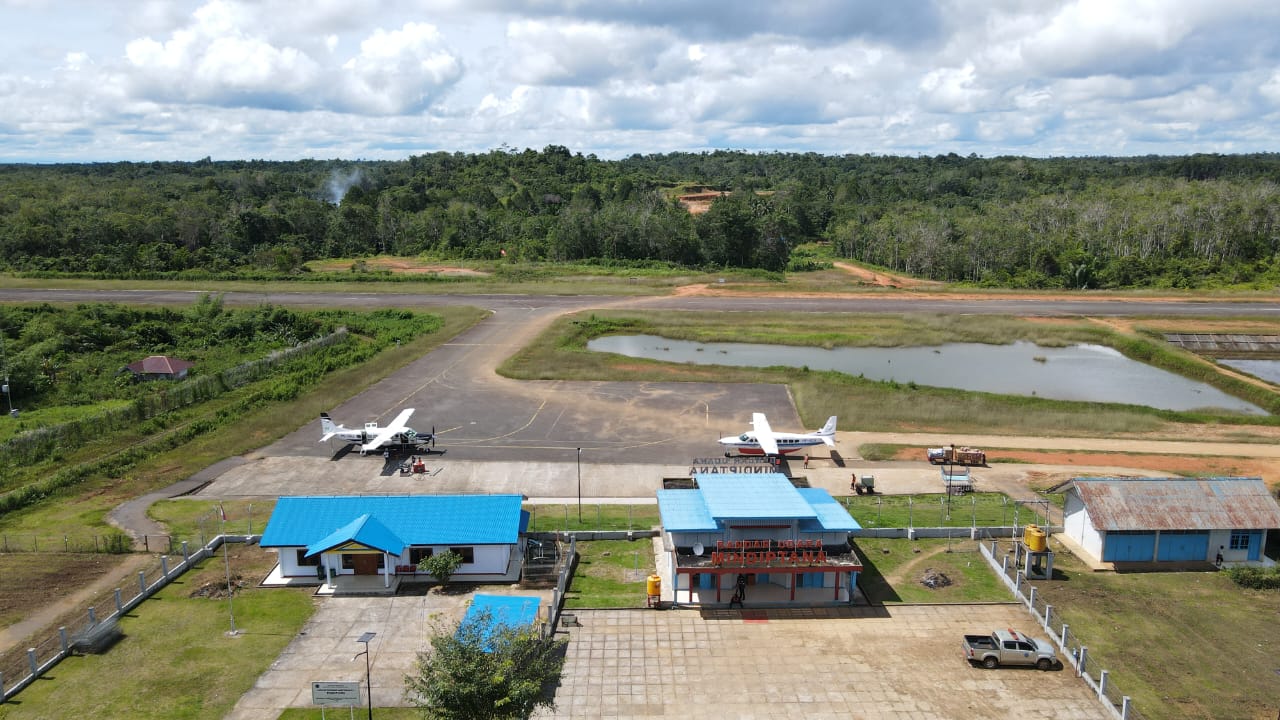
[962,628,1059,670]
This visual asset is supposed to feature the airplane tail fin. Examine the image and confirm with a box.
[320,412,337,436]
[817,416,837,446]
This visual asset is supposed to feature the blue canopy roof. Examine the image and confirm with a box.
[304,514,406,557]
[261,495,527,549]
[461,594,542,650]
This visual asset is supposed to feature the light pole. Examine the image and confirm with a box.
[356,631,376,720]
[0,330,14,418]
[220,504,238,636]
[576,448,582,523]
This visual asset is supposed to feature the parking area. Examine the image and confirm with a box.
[227,591,1110,720]
[546,604,1112,720]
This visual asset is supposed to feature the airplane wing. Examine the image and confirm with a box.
[360,408,415,452]
[751,412,780,455]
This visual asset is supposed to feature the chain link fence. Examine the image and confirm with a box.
[0,533,173,555]
[842,493,1052,529]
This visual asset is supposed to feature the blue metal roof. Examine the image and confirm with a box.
[796,488,862,532]
[696,474,817,520]
[304,514,406,557]
[657,489,718,532]
[659,474,862,533]
[462,594,542,651]
[260,495,526,548]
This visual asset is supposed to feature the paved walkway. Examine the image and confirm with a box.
[542,604,1113,720]
[229,594,1114,720]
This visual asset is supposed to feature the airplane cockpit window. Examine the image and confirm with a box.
[739,434,751,441]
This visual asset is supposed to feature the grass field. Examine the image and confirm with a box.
[500,310,1280,437]
[0,548,315,720]
[1032,542,1280,720]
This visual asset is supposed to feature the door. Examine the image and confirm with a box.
[1102,532,1156,562]
[1157,531,1209,561]
[352,554,380,575]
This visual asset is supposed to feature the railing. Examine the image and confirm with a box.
[547,536,578,637]
[0,535,249,703]
[980,539,1144,720]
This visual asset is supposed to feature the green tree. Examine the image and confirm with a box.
[419,549,465,588]
[405,609,567,719]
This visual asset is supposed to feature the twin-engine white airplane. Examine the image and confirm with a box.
[718,413,837,457]
[319,408,434,455]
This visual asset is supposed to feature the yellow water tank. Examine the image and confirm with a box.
[1024,524,1047,552]
[647,574,662,597]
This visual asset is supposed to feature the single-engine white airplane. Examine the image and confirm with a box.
[319,408,434,455]
[718,413,837,457]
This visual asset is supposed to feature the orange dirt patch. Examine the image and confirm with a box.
[311,257,490,276]
[890,447,1280,480]
[832,261,943,289]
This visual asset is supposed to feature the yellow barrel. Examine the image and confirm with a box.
[1024,524,1047,552]
[646,574,662,597]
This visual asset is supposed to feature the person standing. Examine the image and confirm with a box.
[1215,546,1225,568]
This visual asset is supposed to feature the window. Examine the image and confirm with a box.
[1229,531,1251,550]
[295,550,319,567]
[341,554,355,569]
[409,547,433,565]
[448,547,475,564]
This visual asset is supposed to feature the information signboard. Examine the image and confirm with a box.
[311,680,361,707]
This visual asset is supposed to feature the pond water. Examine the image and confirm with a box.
[588,335,1266,415]
[1220,359,1280,385]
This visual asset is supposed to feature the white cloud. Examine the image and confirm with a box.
[336,22,463,115]
[2,0,1280,160]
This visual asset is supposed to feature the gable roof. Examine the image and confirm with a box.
[126,355,194,375]
[260,495,527,549]
[305,514,406,557]
[658,473,858,532]
[1067,477,1280,532]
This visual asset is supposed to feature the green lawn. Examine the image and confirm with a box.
[1032,544,1280,720]
[0,550,315,720]
[854,537,1009,603]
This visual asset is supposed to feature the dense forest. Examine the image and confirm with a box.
[2,149,1279,289]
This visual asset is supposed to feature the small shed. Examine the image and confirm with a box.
[1062,477,1280,566]
[124,355,194,381]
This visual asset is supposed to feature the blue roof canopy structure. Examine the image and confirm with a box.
[658,473,859,532]
[461,594,542,651]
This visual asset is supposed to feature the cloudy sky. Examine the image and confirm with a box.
[3,0,1279,162]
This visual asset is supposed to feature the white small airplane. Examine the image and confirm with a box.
[319,408,434,455]
[719,413,837,456]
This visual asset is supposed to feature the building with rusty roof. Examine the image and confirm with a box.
[1062,477,1280,567]
[123,355,194,381]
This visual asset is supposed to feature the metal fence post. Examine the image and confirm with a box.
[139,571,147,595]
[1121,696,1131,719]
[59,627,68,653]
[1028,585,1037,610]
[1061,623,1069,648]
[161,555,169,576]
[1098,669,1108,698]
[115,588,123,613]
[1044,604,1052,632]
[88,607,96,626]
[1078,646,1088,677]
[182,541,189,562]
[26,649,36,675]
